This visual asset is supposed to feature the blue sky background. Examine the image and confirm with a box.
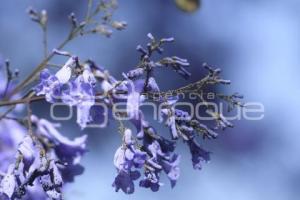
[0,0,300,199]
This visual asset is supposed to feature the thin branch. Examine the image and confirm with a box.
[1,60,12,99]
[26,102,34,139]
[7,4,101,100]
[26,92,36,142]
[0,95,44,107]
[42,26,48,58]
[7,40,68,99]
[0,105,16,120]
[0,91,36,120]
[47,63,63,68]
[0,77,211,108]
[86,0,94,21]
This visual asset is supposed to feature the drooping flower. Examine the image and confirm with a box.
[139,170,161,192]
[125,79,145,120]
[39,160,63,199]
[146,77,160,92]
[0,164,16,199]
[159,99,214,171]
[112,170,140,194]
[160,98,181,139]
[61,63,96,129]
[112,129,147,194]
[161,154,181,188]
[129,112,145,139]
[187,138,210,170]
[138,125,181,191]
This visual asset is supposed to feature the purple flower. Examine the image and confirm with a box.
[0,165,16,198]
[89,62,117,94]
[139,171,161,192]
[31,115,87,182]
[113,129,147,194]
[160,99,180,139]
[18,136,35,171]
[146,77,160,92]
[114,129,147,170]
[36,58,102,129]
[187,139,210,170]
[130,112,147,139]
[142,125,176,154]
[35,56,77,102]
[0,115,87,199]
[161,154,181,188]
[0,32,240,197]
[55,56,77,84]
[39,160,63,199]
[61,64,96,129]
[112,170,140,194]
[35,72,62,102]
[137,125,181,191]
[206,109,234,130]
[126,68,144,79]
[0,119,26,173]
[159,99,213,170]
[125,79,145,120]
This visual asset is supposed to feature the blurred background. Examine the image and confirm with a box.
[0,0,300,199]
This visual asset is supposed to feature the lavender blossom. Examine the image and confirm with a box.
[35,57,98,129]
[187,139,210,170]
[61,64,96,129]
[125,79,145,120]
[139,171,161,192]
[113,129,147,194]
[35,56,78,103]
[0,119,26,175]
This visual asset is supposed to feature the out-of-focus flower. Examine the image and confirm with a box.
[111,21,127,30]
[0,119,26,175]
[0,115,87,199]
[31,115,87,182]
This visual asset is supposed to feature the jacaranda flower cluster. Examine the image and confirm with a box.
[0,1,243,199]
